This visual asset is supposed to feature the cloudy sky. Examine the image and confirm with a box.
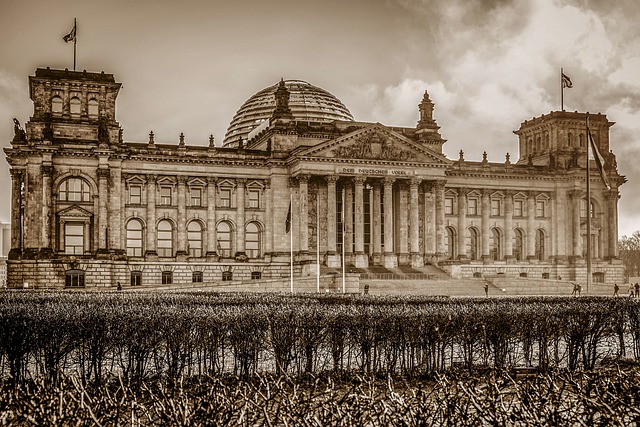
[1,0,639,237]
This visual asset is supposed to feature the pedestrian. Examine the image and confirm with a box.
[630,284,635,298]
[571,282,578,296]
[577,283,582,296]
[484,283,489,297]
[614,283,619,296]
[117,281,122,291]
[635,282,640,298]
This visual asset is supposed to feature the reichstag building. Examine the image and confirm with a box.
[3,67,625,288]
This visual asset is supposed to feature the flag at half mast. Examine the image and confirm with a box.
[562,72,573,88]
[63,21,76,43]
[587,125,611,190]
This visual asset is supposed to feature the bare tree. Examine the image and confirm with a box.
[619,231,640,279]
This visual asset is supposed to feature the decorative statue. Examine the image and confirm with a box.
[12,118,26,142]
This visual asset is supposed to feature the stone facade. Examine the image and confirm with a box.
[3,68,626,289]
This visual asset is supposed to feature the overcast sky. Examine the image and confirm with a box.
[1,0,639,237]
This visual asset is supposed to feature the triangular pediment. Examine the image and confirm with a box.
[58,205,93,218]
[299,124,450,165]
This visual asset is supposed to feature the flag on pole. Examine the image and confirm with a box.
[63,21,76,43]
[561,72,573,88]
[587,126,611,190]
[285,201,292,233]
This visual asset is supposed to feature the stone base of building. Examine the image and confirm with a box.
[383,254,398,269]
[354,253,368,268]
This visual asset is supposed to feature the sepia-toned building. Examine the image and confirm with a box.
[3,67,625,289]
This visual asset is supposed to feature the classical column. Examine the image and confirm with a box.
[457,187,467,259]
[353,176,367,267]
[97,167,110,252]
[569,190,582,258]
[372,181,382,262]
[481,189,491,260]
[383,177,397,268]
[41,165,53,253]
[108,163,122,252]
[206,177,217,257]
[176,176,188,257]
[607,189,619,258]
[326,176,338,254]
[409,178,422,267]
[9,169,24,254]
[145,174,157,257]
[398,182,409,263]
[264,179,273,257]
[343,179,353,259]
[298,175,309,254]
[434,180,446,256]
[236,178,246,255]
[526,191,536,259]
[555,189,568,260]
[504,191,513,259]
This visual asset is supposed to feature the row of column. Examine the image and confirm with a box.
[296,175,447,268]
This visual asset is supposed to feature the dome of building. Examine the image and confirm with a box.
[223,80,354,147]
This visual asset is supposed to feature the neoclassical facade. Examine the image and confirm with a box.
[3,68,625,288]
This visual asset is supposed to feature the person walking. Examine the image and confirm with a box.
[635,282,640,298]
[614,283,619,296]
[484,283,489,297]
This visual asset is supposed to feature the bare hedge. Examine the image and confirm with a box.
[1,291,639,384]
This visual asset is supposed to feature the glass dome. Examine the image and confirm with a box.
[223,80,354,147]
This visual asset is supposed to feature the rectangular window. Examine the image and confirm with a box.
[160,186,172,206]
[130,185,142,205]
[248,189,260,208]
[536,200,545,217]
[130,271,142,286]
[222,271,233,281]
[192,271,203,283]
[65,270,85,287]
[64,223,84,255]
[491,199,501,216]
[467,199,478,216]
[191,188,202,207]
[220,188,231,208]
[162,271,173,285]
[444,197,454,215]
[251,271,262,280]
[514,200,523,217]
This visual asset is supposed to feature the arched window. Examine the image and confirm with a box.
[70,97,81,115]
[157,220,174,257]
[187,221,203,257]
[445,226,456,260]
[126,219,143,257]
[88,98,99,116]
[536,229,545,261]
[490,228,501,260]
[52,96,63,113]
[217,221,232,257]
[245,222,261,258]
[513,228,524,261]
[59,177,91,202]
[468,228,479,261]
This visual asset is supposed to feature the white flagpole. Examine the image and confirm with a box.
[586,116,592,294]
[341,188,346,294]
[561,67,564,112]
[290,193,294,294]
[73,18,77,71]
[316,195,320,293]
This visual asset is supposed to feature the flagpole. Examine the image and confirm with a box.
[341,189,346,294]
[316,195,320,293]
[561,68,564,112]
[73,18,77,71]
[290,193,294,294]
[586,115,592,294]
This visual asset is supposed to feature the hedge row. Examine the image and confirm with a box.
[1,291,639,383]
